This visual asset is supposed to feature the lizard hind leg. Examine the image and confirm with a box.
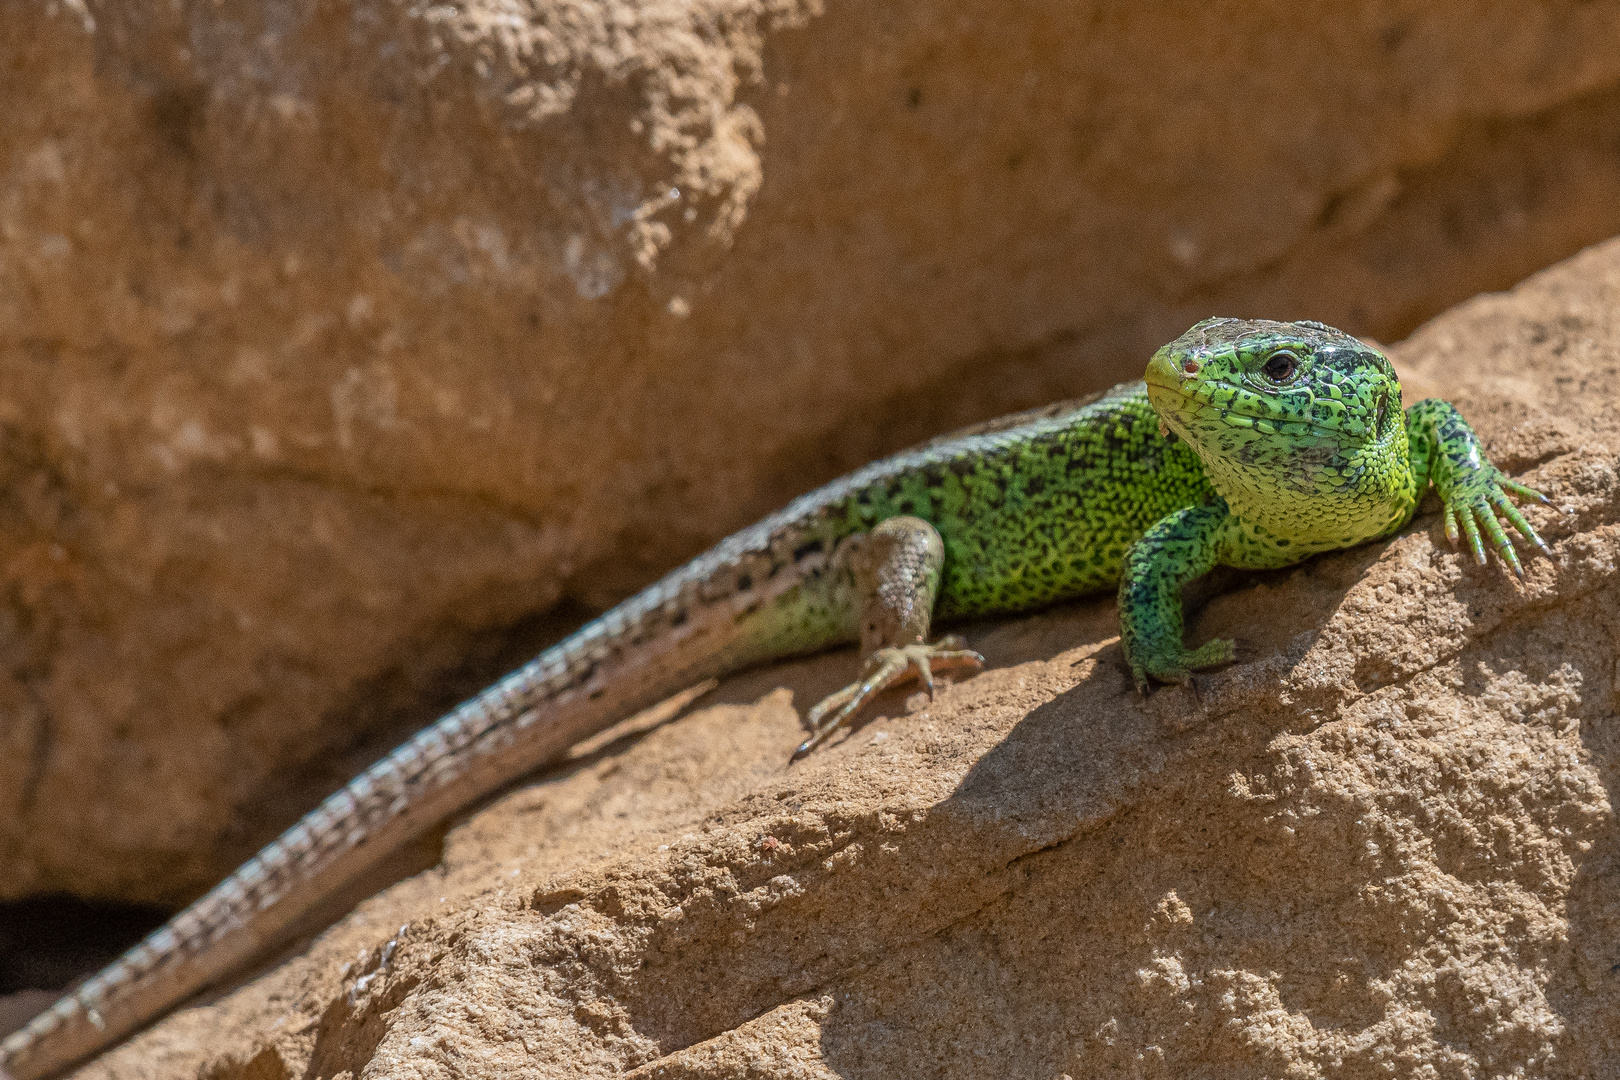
[792,516,984,760]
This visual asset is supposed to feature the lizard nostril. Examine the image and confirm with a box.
[1182,359,1199,374]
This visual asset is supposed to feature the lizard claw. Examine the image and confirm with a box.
[1443,472,1551,575]
[793,638,984,760]
[1128,636,1238,695]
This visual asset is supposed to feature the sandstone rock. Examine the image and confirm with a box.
[59,237,1620,1078]
[6,0,1620,906]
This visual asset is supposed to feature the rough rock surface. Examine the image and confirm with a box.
[7,0,1620,906]
[49,239,1620,1078]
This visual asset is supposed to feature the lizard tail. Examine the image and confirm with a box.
[0,576,734,1080]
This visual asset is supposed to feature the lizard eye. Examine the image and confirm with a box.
[1261,350,1299,383]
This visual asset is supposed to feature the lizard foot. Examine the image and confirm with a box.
[793,636,984,760]
[1129,636,1237,694]
[1442,475,1552,579]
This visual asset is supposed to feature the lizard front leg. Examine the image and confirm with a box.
[1119,500,1236,691]
[793,516,984,759]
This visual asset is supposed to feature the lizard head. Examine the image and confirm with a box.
[1144,317,1414,546]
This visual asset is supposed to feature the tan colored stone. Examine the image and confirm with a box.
[63,236,1620,1078]
[6,0,1620,906]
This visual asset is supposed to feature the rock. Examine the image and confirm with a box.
[70,237,1620,1077]
[7,0,1620,906]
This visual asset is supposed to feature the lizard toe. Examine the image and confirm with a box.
[794,639,984,759]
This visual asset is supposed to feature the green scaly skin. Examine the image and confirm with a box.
[729,317,1548,693]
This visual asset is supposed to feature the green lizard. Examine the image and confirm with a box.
[794,315,1546,745]
[1,318,1548,1080]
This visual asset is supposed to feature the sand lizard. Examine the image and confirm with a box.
[1,318,1550,1079]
